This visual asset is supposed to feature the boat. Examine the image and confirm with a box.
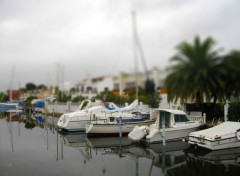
[57,100,138,132]
[85,117,154,137]
[128,109,204,143]
[0,102,17,112]
[185,121,240,150]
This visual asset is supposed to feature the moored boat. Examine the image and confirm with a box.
[85,117,155,137]
[57,100,138,132]
[128,109,204,144]
[185,121,240,150]
[0,102,17,112]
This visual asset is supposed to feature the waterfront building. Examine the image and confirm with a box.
[112,67,166,96]
[74,76,113,99]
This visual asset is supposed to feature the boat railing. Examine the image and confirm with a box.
[210,117,224,126]
[188,113,206,124]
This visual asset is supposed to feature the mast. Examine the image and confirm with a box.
[132,11,138,101]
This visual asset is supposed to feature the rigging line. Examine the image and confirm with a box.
[132,11,149,79]
[135,34,149,79]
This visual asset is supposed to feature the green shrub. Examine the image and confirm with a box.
[228,102,240,121]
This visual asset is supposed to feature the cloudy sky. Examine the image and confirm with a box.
[1,0,240,91]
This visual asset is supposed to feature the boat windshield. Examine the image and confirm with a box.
[174,114,190,123]
[80,101,89,110]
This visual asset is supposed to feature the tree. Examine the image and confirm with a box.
[220,50,240,100]
[0,92,8,102]
[128,85,161,108]
[165,36,223,105]
[72,95,86,103]
[25,96,38,107]
[56,90,69,102]
[26,82,37,91]
[37,84,47,90]
[228,102,240,121]
[145,79,155,95]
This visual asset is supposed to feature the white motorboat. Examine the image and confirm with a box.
[85,117,154,137]
[185,121,240,150]
[57,100,138,132]
[128,109,204,144]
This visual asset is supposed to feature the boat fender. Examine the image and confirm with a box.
[128,126,148,141]
[236,131,240,141]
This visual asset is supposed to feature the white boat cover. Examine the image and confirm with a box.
[128,126,148,141]
[189,121,240,141]
[118,99,138,112]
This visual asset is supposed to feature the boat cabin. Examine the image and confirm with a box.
[155,109,190,128]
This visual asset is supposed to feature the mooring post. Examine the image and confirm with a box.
[224,100,229,122]
[67,101,71,113]
[162,111,166,146]
[119,116,122,139]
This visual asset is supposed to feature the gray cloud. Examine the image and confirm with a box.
[1,0,240,91]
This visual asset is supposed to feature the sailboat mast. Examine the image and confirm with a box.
[132,11,138,101]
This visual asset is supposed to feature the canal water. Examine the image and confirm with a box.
[0,112,240,176]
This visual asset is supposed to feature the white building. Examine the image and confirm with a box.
[112,67,166,96]
[74,76,113,99]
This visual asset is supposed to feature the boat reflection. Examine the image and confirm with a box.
[86,137,133,148]
[189,147,240,164]
[5,111,24,152]
[178,148,240,176]
[58,132,193,176]
[145,141,190,175]
[59,132,87,148]
[57,132,91,161]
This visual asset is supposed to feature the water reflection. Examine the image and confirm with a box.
[1,112,240,176]
[182,148,240,176]
[5,111,24,152]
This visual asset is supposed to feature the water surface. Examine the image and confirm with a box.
[0,112,240,176]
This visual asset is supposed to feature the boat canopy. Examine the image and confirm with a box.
[189,121,240,140]
[35,101,45,108]
[155,109,186,115]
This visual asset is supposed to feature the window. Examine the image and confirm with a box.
[159,111,171,128]
[174,114,190,123]
[114,83,120,90]
[126,82,136,89]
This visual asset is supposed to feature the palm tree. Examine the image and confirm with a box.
[165,36,224,105]
[220,50,240,100]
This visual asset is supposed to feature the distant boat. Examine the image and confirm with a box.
[0,102,17,112]
[128,109,204,143]
[57,100,139,132]
[185,121,240,150]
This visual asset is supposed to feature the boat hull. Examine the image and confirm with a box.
[146,126,201,144]
[187,136,240,150]
[57,120,90,132]
[186,121,240,150]
[86,121,154,137]
[0,103,17,112]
